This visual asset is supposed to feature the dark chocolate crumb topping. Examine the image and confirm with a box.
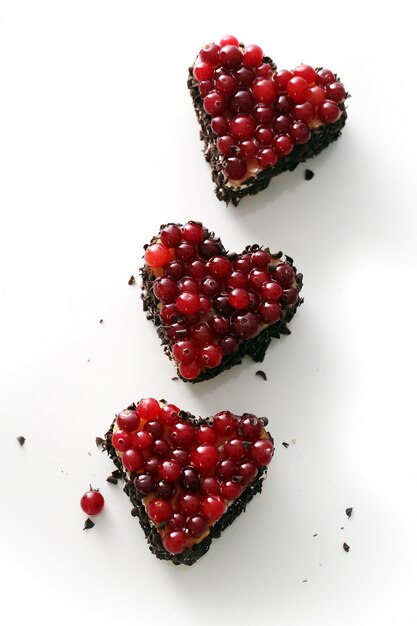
[346,507,353,518]
[128,275,136,285]
[106,475,118,485]
[343,542,350,552]
[16,436,25,446]
[83,518,95,530]
[95,436,105,448]
[304,169,315,180]
[282,442,289,448]
[255,370,267,381]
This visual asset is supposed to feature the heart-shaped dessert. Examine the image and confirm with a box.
[188,35,348,205]
[141,221,303,382]
[105,398,274,565]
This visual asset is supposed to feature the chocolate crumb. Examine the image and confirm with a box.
[87,452,91,456]
[343,542,350,552]
[131,507,139,517]
[282,442,289,448]
[341,527,344,530]
[128,275,136,285]
[171,376,179,381]
[346,507,353,518]
[313,533,318,537]
[83,518,95,530]
[106,475,118,485]
[16,436,26,446]
[95,436,105,448]
[255,370,267,381]
[99,319,103,324]
[112,469,122,479]
[302,580,307,583]
[304,169,315,180]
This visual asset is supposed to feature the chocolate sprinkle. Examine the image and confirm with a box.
[313,533,318,537]
[16,436,25,446]
[346,507,353,518]
[255,370,267,381]
[83,518,95,530]
[128,275,136,285]
[302,580,307,583]
[282,442,289,448]
[171,376,179,381]
[106,475,118,485]
[304,169,315,180]
[343,542,350,552]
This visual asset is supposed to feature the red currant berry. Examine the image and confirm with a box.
[193,61,214,81]
[131,430,153,450]
[213,293,233,316]
[163,531,189,555]
[276,94,294,115]
[251,249,271,268]
[167,513,186,531]
[165,260,186,280]
[154,480,175,500]
[239,461,258,485]
[208,256,232,278]
[216,72,237,96]
[255,126,274,146]
[248,268,269,289]
[191,444,220,472]
[216,459,237,480]
[213,411,237,435]
[159,404,179,427]
[181,222,204,245]
[167,323,189,342]
[175,242,196,263]
[257,148,278,169]
[240,415,263,441]
[200,43,221,66]
[318,100,340,123]
[180,466,200,491]
[243,44,263,67]
[199,80,215,97]
[153,276,178,303]
[306,85,326,106]
[292,101,315,124]
[203,91,225,115]
[286,76,308,103]
[144,420,163,438]
[122,448,144,473]
[256,62,272,77]
[294,64,316,84]
[112,429,132,452]
[219,44,243,69]
[160,224,182,247]
[211,116,229,136]
[273,263,295,287]
[178,493,201,516]
[273,69,293,91]
[252,104,275,125]
[220,481,244,500]
[252,78,278,104]
[231,311,260,339]
[229,89,256,114]
[158,460,181,482]
[239,139,260,159]
[134,474,154,495]
[273,115,292,134]
[224,438,246,462]
[198,344,223,369]
[147,498,172,524]
[117,409,140,432]
[186,515,209,537]
[246,291,261,312]
[152,439,171,459]
[233,256,252,274]
[217,134,238,156]
[280,288,299,306]
[200,476,220,496]
[258,302,282,324]
[220,334,239,354]
[230,114,256,140]
[160,303,181,324]
[209,315,230,336]
[289,121,311,144]
[170,448,189,467]
[234,66,255,87]
[179,361,201,380]
[172,340,197,365]
[249,439,274,466]
[227,271,249,289]
[176,291,200,315]
[187,260,207,279]
[261,281,283,302]
[201,495,226,522]
[199,295,211,313]
[223,157,247,180]
[196,425,218,445]
[220,35,239,47]
[80,489,104,515]
[169,421,195,448]
[137,397,160,421]
[229,288,250,309]
[190,322,212,347]
[144,243,171,268]
[316,68,335,86]
[272,134,294,157]
[198,239,221,259]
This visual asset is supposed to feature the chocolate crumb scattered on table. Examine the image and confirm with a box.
[83,518,95,530]
[106,475,118,485]
[343,542,350,552]
[304,169,315,180]
[282,442,289,448]
[128,275,136,285]
[16,436,26,446]
[255,370,267,381]
[346,507,353,518]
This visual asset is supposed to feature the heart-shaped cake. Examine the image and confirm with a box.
[188,35,348,205]
[105,398,274,565]
[141,221,303,382]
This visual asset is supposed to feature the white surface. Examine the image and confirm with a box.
[1,1,417,624]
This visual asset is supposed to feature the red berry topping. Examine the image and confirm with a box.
[203,91,225,115]
[316,68,335,86]
[273,69,293,90]
[180,466,200,491]
[154,480,175,500]
[306,85,326,106]
[172,340,197,365]
[229,288,250,310]
[198,344,223,369]
[239,461,258,485]
[240,415,263,441]
[112,429,132,452]
[318,100,340,124]
[220,481,244,500]
[211,115,229,136]
[200,42,221,65]
[223,156,247,180]
[80,489,104,515]
[186,515,209,537]
[219,45,243,69]
[159,404,179,426]
[200,476,220,495]
[252,104,275,125]
[137,398,160,421]
[252,78,278,104]
[217,134,238,156]
[232,311,260,339]
[289,121,311,144]
[131,430,153,450]
[153,276,178,303]
[216,72,238,96]
[144,243,171,268]
[292,101,315,124]
[273,134,294,157]
[261,281,283,302]
[147,499,172,524]
[249,439,274,466]
[258,302,282,324]
[179,361,201,380]
[257,148,278,169]
[193,61,214,82]
[208,256,232,278]
[243,44,263,68]
[191,444,220,472]
[224,438,246,462]
[134,474,154,495]
[201,495,226,522]
[229,89,256,114]
[196,424,218,445]
[273,263,295,287]
[144,420,163,438]
[165,260,186,280]
[178,493,201,516]
[169,421,195,448]
[213,411,237,435]
[216,458,237,480]
[158,460,181,482]
[230,114,256,140]
[286,76,308,103]
[234,66,255,87]
[176,291,201,315]
[116,409,140,432]
[175,242,197,263]
[181,222,204,245]
[293,64,316,84]
[163,531,190,555]
[220,35,239,47]
[122,448,144,473]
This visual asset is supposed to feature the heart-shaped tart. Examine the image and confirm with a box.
[105,398,274,565]
[188,35,348,205]
[141,221,303,382]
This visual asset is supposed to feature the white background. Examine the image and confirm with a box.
[1,1,417,624]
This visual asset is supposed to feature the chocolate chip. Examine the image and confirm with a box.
[282,442,289,448]
[16,436,25,446]
[106,475,118,485]
[255,370,267,381]
[343,542,350,552]
[304,169,315,180]
[83,518,95,530]
[346,507,353,518]
[99,319,103,324]
[128,275,136,285]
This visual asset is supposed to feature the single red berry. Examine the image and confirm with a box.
[261,281,283,302]
[289,121,311,144]
[167,323,189,342]
[178,493,201,516]
[239,461,258,485]
[134,474,154,495]
[209,315,230,336]
[223,157,247,180]
[193,61,214,82]
[147,498,172,524]
[286,76,308,103]
[160,224,182,247]
[122,448,144,473]
[201,495,226,522]
[246,291,261,312]
[243,44,263,68]
[273,115,292,134]
[181,222,204,245]
[200,42,221,66]
[160,303,181,324]
[256,62,272,77]
[200,476,220,496]
[233,256,252,274]
[217,134,238,157]
[144,243,171,268]
[252,78,278,104]
[316,68,335,86]
[199,295,211,313]
[198,238,221,259]
[240,415,263,441]
[258,302,282,324]
[230,114,256,141]
[172,340,197,365]
[280,288,299,306]
[176,291,200,315]
[191,444,220,472]
[224,438,246,462]
[169,421,195,448]
[116,409,140,432]
[220,35,239,47]
[175,242,196,263]
[137,397,160,421]
[234,66,255,87]
[158,460,181,482]
[203,91,225,115]
[112,429,132,452]
[153,276,178,303]
[213,411,237,435]
[249,439,274,466]
[273,263,295,287]
[220,334,239,354]
[255,126,274,146]
[80,489,104,515]
[216,459,237,480]
[229,89,256,114]
[220,481,244,500]
[213,293,234,316]
[216,72,238,96]
[163,531,189,555]
[248,268,269,289]
[292,101,315,124]
[211,116,229,136]
[131,430,153,450]
[294,64,316,84]
[257,148,278,169]
[198,344,223,369]
[187,259,207,279]
[144,420,163,438]
[190,322,213,346]
[273,69,293,91]
[318,100,340,123]
[227,271,249,289]
[272,134,294,157]
[276,94,294,115]
[170,448,190,468]
[167,513,186,531]
[252,104,275,125]
[239,139,260,159]
[199,80,215,97]
[196,424,218,445]
[229,288,250,309]
[177,277,199,294]
[306,85,326,106]
[180,466,200,491]
[179,361,201,380]
[152,439,171,459]
[154,480,175,500]
[208,256,232,278]
[231,311,260,339]
[159,404,179,427]
[251,249,271,268]
[186,515,209,538]
[219,44,243,69]
[165,260,186,280]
